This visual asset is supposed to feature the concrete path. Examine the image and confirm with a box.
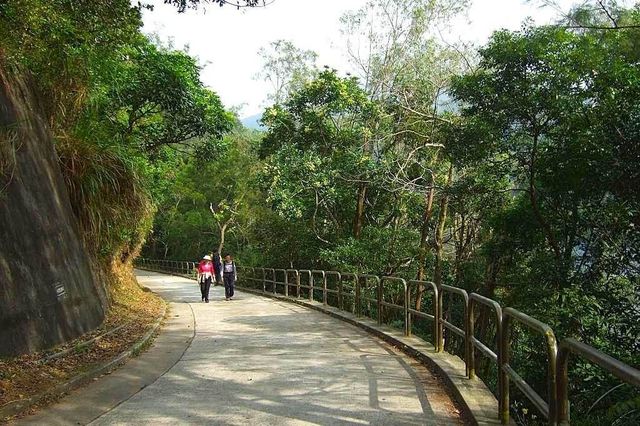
[19,270,464,425]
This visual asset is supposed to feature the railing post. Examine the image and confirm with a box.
[377,277,383,325]
[261,268,266,293]
[464,297,471,379]
[499,316,509,425]
[338,273,343,310]
[309,273,314,302]
[296,271,301,298]
[468,301,476,380]
[323,271,327,305]
[284,270,289,297]
[436,286,444,352]
[404,280,410,336]
[557,344,570,426]
[272,269,277,295]
[253,267,258,288]
[355,274,361,317]
[548,334,559,426]
[432,285,439,350]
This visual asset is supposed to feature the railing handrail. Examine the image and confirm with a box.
[557,338,640,425]
[135,258,638,425]
[501,307,558,423]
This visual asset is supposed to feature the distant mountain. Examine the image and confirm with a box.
[241,113,265,130]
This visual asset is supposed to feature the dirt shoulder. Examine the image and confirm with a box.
[0,265,165,421]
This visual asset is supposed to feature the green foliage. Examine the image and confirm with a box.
[0,0,142,126]
[1,0,234,266]
[259,70,385,245]
[143,127,264,260]
[98,38,234,154]
[447,14,640,422]
[321,227,419,275]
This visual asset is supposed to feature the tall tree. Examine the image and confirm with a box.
[448,20,640,421]
[340,0,472,286]
[101,38,235,155]
[256,40,318,105]
[260,70,383,244]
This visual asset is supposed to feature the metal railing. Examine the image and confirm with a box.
[136,258,198,279]
[135,258,640,425]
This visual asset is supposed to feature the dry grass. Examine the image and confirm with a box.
[0,128,19,196]
[56,135,154,259]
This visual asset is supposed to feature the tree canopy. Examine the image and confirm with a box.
[164,0,272,13]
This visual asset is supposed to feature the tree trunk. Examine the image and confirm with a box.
[434,165,453,288]
[415,184,436,311]
[528,134,563,275]
[476,251,501,378]
[217,218,232,255]
[354,182,367,239]
[453,210,468,288]
[434,165,453,350]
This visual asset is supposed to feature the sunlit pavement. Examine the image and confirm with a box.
[21,270,464,425]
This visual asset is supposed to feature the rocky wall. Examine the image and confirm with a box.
[0,66,107,357]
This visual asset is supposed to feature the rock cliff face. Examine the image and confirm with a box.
[0,66,107,357]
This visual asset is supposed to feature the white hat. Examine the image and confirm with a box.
[203,255,212,260]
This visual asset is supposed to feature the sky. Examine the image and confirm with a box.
[141,0,575,118]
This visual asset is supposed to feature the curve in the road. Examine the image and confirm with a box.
[21,271,465,425]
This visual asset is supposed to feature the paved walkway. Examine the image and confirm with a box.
[19,270,464,425]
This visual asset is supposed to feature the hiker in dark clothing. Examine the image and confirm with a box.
[222,254,237,300]
[213,251,223,286]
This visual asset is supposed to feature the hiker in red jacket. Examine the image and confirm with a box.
[197,255,215,303]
